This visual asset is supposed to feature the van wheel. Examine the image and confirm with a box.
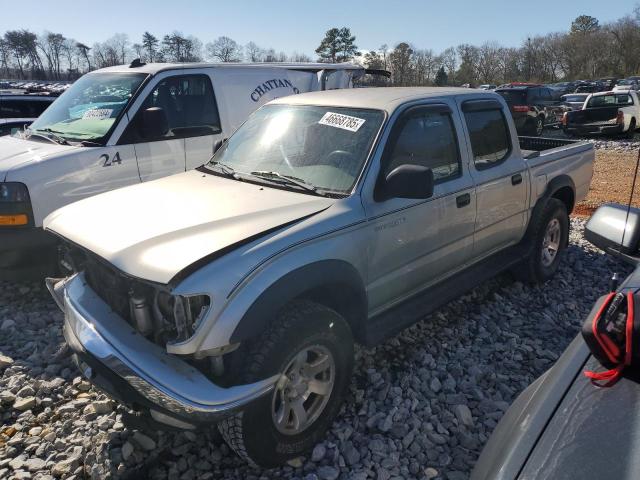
[218,300,354,467]
[515,198,569,284]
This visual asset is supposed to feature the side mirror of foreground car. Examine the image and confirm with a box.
[585,203,640,264]
[382,164,434,200]
[142,107,169,139]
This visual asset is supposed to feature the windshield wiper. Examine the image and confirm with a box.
[27,128,70,146]
[249,170,323,195]
[208,160,240,179]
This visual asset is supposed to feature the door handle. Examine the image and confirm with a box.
[511,173,523,185]
[456,193,471,208]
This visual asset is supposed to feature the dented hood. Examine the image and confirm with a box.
[0,135,74,181]
[44,170,335,284]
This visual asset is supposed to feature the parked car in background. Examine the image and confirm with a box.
[45,87,594,467]
[574,81,605,94]
[598,77,619,90]
[560,93,590,111]
[471,203,640,480]
[0,94,54,121]
[0,61,386,279]
[495,84,562,135]
[549,81,576,97]
[563,90,640,137]
[478,84,497,90]
[0,119,32,137]
[614,79,640,92]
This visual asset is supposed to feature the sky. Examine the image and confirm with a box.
[0,0,637,57]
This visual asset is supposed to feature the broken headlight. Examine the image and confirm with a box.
[156,292,211,344]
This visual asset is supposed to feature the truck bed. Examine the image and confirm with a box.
[518,136,586,159]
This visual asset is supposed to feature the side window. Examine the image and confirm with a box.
[385,109,461,183]
[129,74,221,142]
[464,109,511,169]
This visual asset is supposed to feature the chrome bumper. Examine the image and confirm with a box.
[52,274,278,427]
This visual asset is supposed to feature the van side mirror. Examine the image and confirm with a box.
[141,107,169,139]
[213,138,227,154]
[585,203,640,264]
[381,164,434,200]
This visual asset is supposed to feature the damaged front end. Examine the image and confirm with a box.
[47,243,278,429]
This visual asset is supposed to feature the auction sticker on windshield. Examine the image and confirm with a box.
[82,109,113,120]
[319,112,365,132]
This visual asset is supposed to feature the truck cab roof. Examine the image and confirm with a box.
[269,86,494,113]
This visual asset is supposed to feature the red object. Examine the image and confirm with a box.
[561,112,568,126]
[584,292,635,387]
[512,105,530,112]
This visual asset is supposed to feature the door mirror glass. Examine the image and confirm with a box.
[141,107,169,139]
[383,164,434,200]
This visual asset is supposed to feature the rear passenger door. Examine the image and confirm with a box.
[364,102,476,313]
[460,99,528,259]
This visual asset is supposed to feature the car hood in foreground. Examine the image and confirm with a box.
[0,134,74,181]
[44,170,335,284]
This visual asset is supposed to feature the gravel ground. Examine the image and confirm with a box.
[0,218,632,480]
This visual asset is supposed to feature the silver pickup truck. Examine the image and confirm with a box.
[44,87,594,466]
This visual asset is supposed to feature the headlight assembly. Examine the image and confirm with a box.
[156,292,211,344]
[0,183,32,226]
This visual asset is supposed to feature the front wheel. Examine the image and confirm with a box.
[626,118,636,139]
[218,300,354,467]
[515,198,569,284]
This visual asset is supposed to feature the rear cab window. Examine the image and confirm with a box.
[587,93,634,108]
[462,101,511,170]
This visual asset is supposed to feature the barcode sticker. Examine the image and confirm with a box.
[319,112,365,132]
[82,108,113,120]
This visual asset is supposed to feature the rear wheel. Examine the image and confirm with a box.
[626,118,636,139]
[515,198,569,284]
[534,116,544,136]
[218,300,354,467]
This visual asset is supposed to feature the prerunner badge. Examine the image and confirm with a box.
[319,112,365,132]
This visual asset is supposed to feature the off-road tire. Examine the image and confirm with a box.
[626,118,637,139]
[218,300,354,467]
[516,198,569,284]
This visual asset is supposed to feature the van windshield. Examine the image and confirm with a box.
[207,104,384,195]
[28,72,147,144]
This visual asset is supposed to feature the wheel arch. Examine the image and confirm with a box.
[523,174,575,241]
[229,259,368,345]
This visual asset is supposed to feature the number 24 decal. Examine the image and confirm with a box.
[100,152,122,167]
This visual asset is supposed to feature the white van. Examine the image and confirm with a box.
[0,62,383,277]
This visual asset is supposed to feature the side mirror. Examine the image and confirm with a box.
[381,164,434,200]
[141,107,169,139]
[213,138,226,154]
[585,203,640,263]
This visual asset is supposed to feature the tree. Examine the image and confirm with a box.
[245,41,264,62]
[206,36,242,62]
[389,42,413,85]
[162,32,200,62]
[142,32,159,62]
[76,42,91,71]
[315,27,358,62]
[571,15,600,35]
[435,66,448,86]
[363,50,384,70]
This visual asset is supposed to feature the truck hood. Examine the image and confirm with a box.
[44,169,335,284]
[0,135,74,181]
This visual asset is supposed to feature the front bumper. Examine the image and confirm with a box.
[53,274,278,428]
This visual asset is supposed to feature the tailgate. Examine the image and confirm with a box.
[566,107,619,126]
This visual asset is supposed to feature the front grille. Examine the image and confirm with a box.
[84,255,135,323]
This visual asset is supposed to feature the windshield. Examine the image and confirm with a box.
[618,80,633,86]
[28,72,147,143]
[587,94,633,108]
[207,104,384,195]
